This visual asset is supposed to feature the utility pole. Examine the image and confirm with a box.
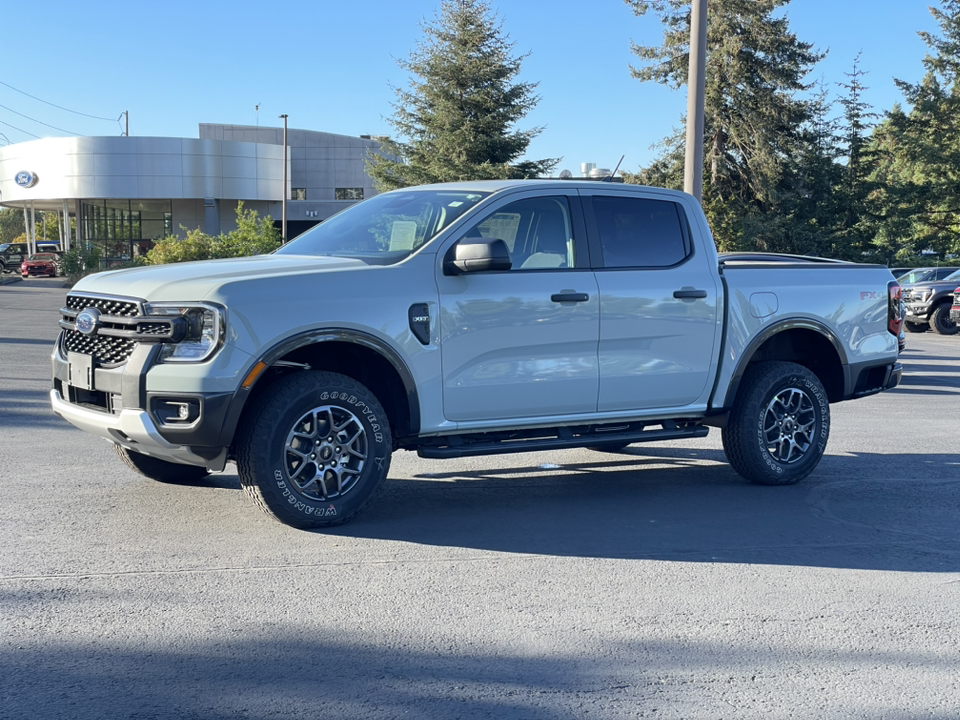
[279,114,288,241]
[684,0,708,202]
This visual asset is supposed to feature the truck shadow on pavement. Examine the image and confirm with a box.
[324,447,960,573]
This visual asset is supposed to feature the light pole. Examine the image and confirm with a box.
[684,0,708,202]
[279,114,289,242]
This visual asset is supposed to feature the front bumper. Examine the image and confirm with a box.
[23,266,56,276]
[50,388,225,469]
[51,338,234,471]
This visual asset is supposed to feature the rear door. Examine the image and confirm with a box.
[436,189,600,423]
[581,188,721,412]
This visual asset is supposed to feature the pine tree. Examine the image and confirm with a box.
[367,0,557,191]
[625,0,824,252]
[877,0,960,259]
[832,53,879,260]
[794,79,844,258]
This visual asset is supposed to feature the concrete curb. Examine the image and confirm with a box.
[0,274,23,286]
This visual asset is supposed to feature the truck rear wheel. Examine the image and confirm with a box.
[930,304,958,335]
[235,371,392,529]
[115,444,210,484]
[721,361,829,486]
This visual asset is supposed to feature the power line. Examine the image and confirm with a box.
[0,119,41,139]
[0,80,117,122]
[0,102,82,135]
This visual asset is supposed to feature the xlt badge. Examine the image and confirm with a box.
[408,303,430,345]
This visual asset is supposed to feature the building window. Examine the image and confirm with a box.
[336,187,364,200]
[292,188,307,201]
[80,199,172,261]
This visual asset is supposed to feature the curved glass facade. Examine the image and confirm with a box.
[81,199,173,261]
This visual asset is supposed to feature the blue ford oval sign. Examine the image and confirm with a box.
[15,171,38,188]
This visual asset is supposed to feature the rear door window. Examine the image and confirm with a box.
[591,196,690,268]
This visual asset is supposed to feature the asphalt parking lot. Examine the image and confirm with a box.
[1,276,958,720]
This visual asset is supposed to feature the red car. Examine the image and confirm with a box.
[950,287,960,323]
[21,253,61,278]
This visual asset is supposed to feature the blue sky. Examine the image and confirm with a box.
[0,0,941,175]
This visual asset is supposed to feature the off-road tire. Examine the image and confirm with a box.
[235,371,392,529]
[930,303,958,335]
[115,444,210,483]
[904,321,929,333]
[721,361,830,486]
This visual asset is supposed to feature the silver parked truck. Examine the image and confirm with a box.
[51,180,903,529]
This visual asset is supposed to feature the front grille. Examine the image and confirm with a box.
[65,294,140,317]
[62,293,143,367]
[63,332,138,366]
[136,321,172,335]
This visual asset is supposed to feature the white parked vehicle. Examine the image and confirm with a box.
[51,180,904,528]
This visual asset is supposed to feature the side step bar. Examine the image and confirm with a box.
[417,422,709,459]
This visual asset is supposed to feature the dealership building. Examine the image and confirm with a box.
[0,123,383,260]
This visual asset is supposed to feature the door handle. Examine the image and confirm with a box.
[551,292,589,303]
[673,289,707,299]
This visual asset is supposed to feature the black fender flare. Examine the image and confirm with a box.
[218,328,421,447]
[714,318,849,413]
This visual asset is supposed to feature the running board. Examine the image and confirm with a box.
[417,423,709,459]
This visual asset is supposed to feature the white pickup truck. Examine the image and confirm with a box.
[51,180,903,529]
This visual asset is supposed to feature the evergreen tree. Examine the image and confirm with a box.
[877,0,960,259]
[833,53,879,260]
[625,0,824,252]
[861,106,922,262]
[367,0,557,191]
[792,79,844,258]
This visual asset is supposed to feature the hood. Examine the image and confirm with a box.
[903,277,960,290]
[73,254,367,302]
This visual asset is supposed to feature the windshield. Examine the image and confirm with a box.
[29,254,58,261]
[898,269,936,284]
[276,189,490,264]
[944,268,960,283]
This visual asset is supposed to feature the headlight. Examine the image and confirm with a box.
[144,302,225,362]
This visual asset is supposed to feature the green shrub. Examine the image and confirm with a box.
[145,202,281,265]
[146,228,216,265]
[61,246,102,284]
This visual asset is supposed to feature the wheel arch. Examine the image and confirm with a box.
[721,320,847,410]
[220,329,421,451]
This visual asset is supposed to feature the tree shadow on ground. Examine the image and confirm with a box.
[1,628,953,720]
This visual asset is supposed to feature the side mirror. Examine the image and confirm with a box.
[444,237,512,275]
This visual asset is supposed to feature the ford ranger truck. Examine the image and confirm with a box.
[51,180,903,529]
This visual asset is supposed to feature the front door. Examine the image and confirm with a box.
[437,193,600,423]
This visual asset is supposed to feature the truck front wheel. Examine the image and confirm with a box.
[930,303,958,335]
[236,371,392,529]
[115,444,210,484]
[721,361,830,486]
